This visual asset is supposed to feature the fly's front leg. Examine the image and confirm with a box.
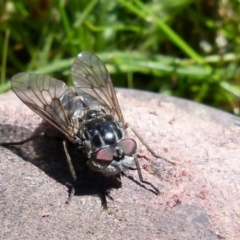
[133,156,159,195]
[125,123,175,165]
[122,161,159,195]
[62,140,77,204]
[123,123,175,194]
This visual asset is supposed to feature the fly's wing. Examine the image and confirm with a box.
[11,73,84,140]
[71,51,124,122]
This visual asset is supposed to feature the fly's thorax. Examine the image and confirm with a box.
[84,118,124,150]
[76,109,120,147]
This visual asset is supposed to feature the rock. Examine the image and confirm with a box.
[0,89,239,240]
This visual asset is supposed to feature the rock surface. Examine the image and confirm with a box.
[0,89,240,240]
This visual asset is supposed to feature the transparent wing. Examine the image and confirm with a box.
[71,51,124,122]
[11,73,84,140]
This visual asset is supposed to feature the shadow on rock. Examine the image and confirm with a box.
[0,123,122,205]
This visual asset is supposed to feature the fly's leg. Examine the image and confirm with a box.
[63,140,77,181]
[62,140,77,204]
[99,191,108,210]
[0,132,45,146]
[122,162,159,195]
[128,125,175,165]
[133,156,159,194]
[122,124,175,194]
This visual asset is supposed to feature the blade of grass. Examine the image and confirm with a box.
[84,21,141,32]
[35,58,74,74]
[220,81,240,98]
[1,29,10,85]
[118,0,208,67]
[35,51,212,77]
[0,81,11,93]
[58,0,72,42]
[74,0,99,28]
[58,0,78,53]
[127,72,133,88]
[39,33,54,67]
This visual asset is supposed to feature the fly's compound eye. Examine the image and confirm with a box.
[118,138,137,156]
[95,147,114,162]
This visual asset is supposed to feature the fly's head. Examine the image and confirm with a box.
[87,138,137,176]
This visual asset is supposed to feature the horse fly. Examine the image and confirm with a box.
[0,52,174,208]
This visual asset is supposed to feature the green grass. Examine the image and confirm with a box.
[1,0,240,113]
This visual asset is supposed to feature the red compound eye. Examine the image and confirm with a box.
[118,138,137,155]
[95,147,114,161]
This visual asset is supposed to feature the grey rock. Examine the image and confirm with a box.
[0,89,239,240]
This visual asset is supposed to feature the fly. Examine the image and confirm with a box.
[0,52,174,208]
